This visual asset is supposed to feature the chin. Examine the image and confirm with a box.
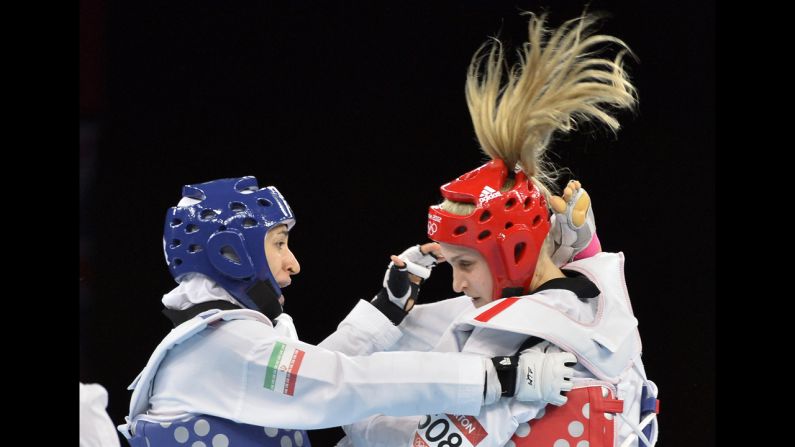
[278,295,285,306]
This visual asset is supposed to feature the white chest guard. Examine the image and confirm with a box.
[457,252,639,383]
[118,308,270,439]
[450,252,658,446]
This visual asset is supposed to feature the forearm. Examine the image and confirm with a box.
[234,343,486,428]
[318,299,403,355]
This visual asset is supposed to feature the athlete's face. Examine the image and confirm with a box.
[265,224,300,305]
[439,243,494,308]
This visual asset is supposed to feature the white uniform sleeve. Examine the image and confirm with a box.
[80,382,121,447]
[334,296,474,444]
[393,296,474,351]
[318,299,403,355]
[150,318,487,429]
[319,296,473,356]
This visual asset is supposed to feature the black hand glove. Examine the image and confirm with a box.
[371,264,418,325]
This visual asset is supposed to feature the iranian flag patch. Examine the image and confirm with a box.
[264,341,305,396]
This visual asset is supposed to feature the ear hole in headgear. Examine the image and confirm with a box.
[479,210,492,222]
[200,209,217,220]
[188,244,203,253]
[505,198,517,210]
[258,198,272,207]
[532,215,542,227]
[173,258,182,266]
[514,242,526,264]
[170,218,183,227]
[454,225,468,236]
[523,197,534,209]
[220,246,241,264]
[186,224,200,234]
[242,218,257,228]
[230,202,246,212]
[477,230,491,240]
[169,239,181,249]
[504,222,513,230]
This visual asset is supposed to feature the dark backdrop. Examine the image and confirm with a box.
[80,1,715,445]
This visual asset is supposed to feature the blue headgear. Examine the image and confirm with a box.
[163,176,295,312]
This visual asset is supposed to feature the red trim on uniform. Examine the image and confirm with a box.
[655,399,660,414]
[587,387,615,447]
[597,398,625,414]
[474,297,520,322]
[412,433,430,447]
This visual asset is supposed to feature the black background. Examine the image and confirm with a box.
[80,1,715,445]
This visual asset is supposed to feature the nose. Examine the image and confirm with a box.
[285,247,300,275]
[451,269,467,294]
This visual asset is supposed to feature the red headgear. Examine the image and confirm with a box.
[427,159,551,299]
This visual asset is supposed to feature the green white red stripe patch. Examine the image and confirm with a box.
[264,341,305,396]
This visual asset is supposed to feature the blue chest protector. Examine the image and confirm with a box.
[127,413,310,447]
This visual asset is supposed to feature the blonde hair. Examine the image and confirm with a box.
[465,11,637,193]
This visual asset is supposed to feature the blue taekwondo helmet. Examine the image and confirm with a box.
[163,176,295,312]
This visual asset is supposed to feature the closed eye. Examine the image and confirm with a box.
[456,261,473,271]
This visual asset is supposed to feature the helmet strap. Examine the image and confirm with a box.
[247,279,283,320]
[500,286,525,299]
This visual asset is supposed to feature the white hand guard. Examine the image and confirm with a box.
[394,245,440,280]
[515,350,577,406]
[550,186,596,267]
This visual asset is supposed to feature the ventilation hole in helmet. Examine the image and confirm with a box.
[514,242,526,264]
[188,244,203,253]
[453,225,468,236]
[218,225,226,231]
[169,239,181,249]
[258,198,272,207]
[200,209,217,220]
[479,210,492,222]
[186,224,199,234]
[505,198,517,210]
[173,258,182,266]
[242,217,257,228]
[504,222,514,230]
[524,197,534,209]
[230,202,246,213]
[170,218,182,227]
[220,246,241,264]
[477,230,491,240]
[532,214,542,227]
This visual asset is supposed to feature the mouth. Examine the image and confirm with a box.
[471,296,493,309]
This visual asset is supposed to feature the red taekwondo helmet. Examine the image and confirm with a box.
[427,159,551,300]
